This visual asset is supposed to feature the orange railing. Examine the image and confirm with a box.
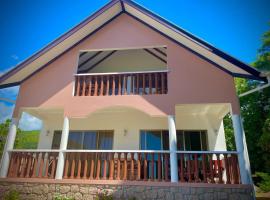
[6,150,240,184]
[74,70,168,96]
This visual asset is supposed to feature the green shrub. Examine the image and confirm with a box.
[4,190,20,200]
[54,194,75,200]
[95,190,113,200]
[256,172,270,192]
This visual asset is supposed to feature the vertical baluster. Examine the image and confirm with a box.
[50,154,56,179]
[164,153,169,181]
[106,75,110,96]
[76,76,80,96]
[209,154,215,183]
[202,154,207,183]
[38,152,44,178]
[82,76,86,96]
[94,76,98,96]
[31,153,38,178]
[155,73,158,94]
[130,74,134,95]
[149,74,152,94]
[77,154,82,179]
[194,154,199,182]
[112,75,115,95]
[7,153,15,177]
[232,154,239,184]
[70,153,75,179]
[109,153,114,180]
[14,153,21,177]
[116,153,121,180]
[83,153,88,179]
[142,74,145,94]
[19,153,25,178]
[151,153,154,181]
[89,153,94,180]
[137,153,141,181]
[118,75,122,95]
[143,153,148,181]
[161,73,165,94]
[136,74,139,94]
[157,153,161,181]
[25,153,32,178]
[96,153,101,180]
[187,154,192,182]
[64,153,69,179]
[224,154,231,184]
[100,76,104,96]
[217,154,223,183]
[102,153,107,180]
[122,75,126,95]
[88,76,92,96]
[123,153,127,180]
[130,153,134,180]
[180,154,184,182]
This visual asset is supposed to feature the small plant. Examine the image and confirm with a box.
[95,190,113,200]
[54,194,75,200]
[256,172,270,192]
[4,190,20,200]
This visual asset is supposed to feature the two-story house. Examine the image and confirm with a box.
[0,0,267,199]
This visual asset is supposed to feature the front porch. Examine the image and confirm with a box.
[0,104,249,186]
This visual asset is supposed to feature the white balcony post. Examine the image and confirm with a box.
[168,115,179,182]
[55,116,69,179]
[0,118,18,177]
[232,114,252,184]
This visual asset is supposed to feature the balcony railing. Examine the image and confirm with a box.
[7,150,240,184]
[74,70,168,96]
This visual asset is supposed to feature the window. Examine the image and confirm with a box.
[140,130,207,151]
[51,130,113,150]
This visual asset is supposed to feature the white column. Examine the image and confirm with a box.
[232,114,252,184]
[55,117,69,179]
[168,115,179,182]
[0,118,18,177]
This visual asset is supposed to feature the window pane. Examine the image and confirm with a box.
[201,131,208,150]
[83,132,97,149]
[67,132,83,149]
[187,131,201,151]
[162,131,169,150]
[146,131,162,150]
[52,131,61,149]
[177,131,184,150]
[140,131,146,150]
[98,131,113,150]
[184,132,191,150]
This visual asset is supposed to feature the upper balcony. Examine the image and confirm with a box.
[74,47,168,96]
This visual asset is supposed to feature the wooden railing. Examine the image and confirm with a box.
[74,70,168,96]
[176,151,240,184]
[7,150,59,179]
[6,150,240,184]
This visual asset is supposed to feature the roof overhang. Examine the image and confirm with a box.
[0,0,266,89]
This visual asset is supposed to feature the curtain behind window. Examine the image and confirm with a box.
[98,131,113,150]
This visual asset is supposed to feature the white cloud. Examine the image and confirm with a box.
[18,112,42,131]
[0,86,19,100]
[0,102,14,123]
[11,55,19,60]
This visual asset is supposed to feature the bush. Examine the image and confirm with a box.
[256,172,270,192]
[4,190,20,200]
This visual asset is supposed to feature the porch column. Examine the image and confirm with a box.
[55,116,69,179]
[232,114,252,184]
[168,115,179,182]
[0,118,18,177]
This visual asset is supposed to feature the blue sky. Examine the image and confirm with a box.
[0,0,269,130]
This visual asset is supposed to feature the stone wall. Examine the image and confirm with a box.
[0,181,254,200]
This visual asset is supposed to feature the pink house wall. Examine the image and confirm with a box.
[14,14,240,118]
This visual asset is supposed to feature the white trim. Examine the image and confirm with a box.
[74,69,169,76]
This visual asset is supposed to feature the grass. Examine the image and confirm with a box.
[15,130,40,149]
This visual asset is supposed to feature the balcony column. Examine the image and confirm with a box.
[168,115,179,182]
[232,114,252,184]
[0,118,18,177]
[55,116,69,179]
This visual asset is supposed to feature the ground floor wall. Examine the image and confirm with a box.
[36,108,227,151]
[0,179,253,200]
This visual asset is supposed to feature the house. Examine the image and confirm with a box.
[0,0,266,199]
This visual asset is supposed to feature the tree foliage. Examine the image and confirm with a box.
[227,28,270,173]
